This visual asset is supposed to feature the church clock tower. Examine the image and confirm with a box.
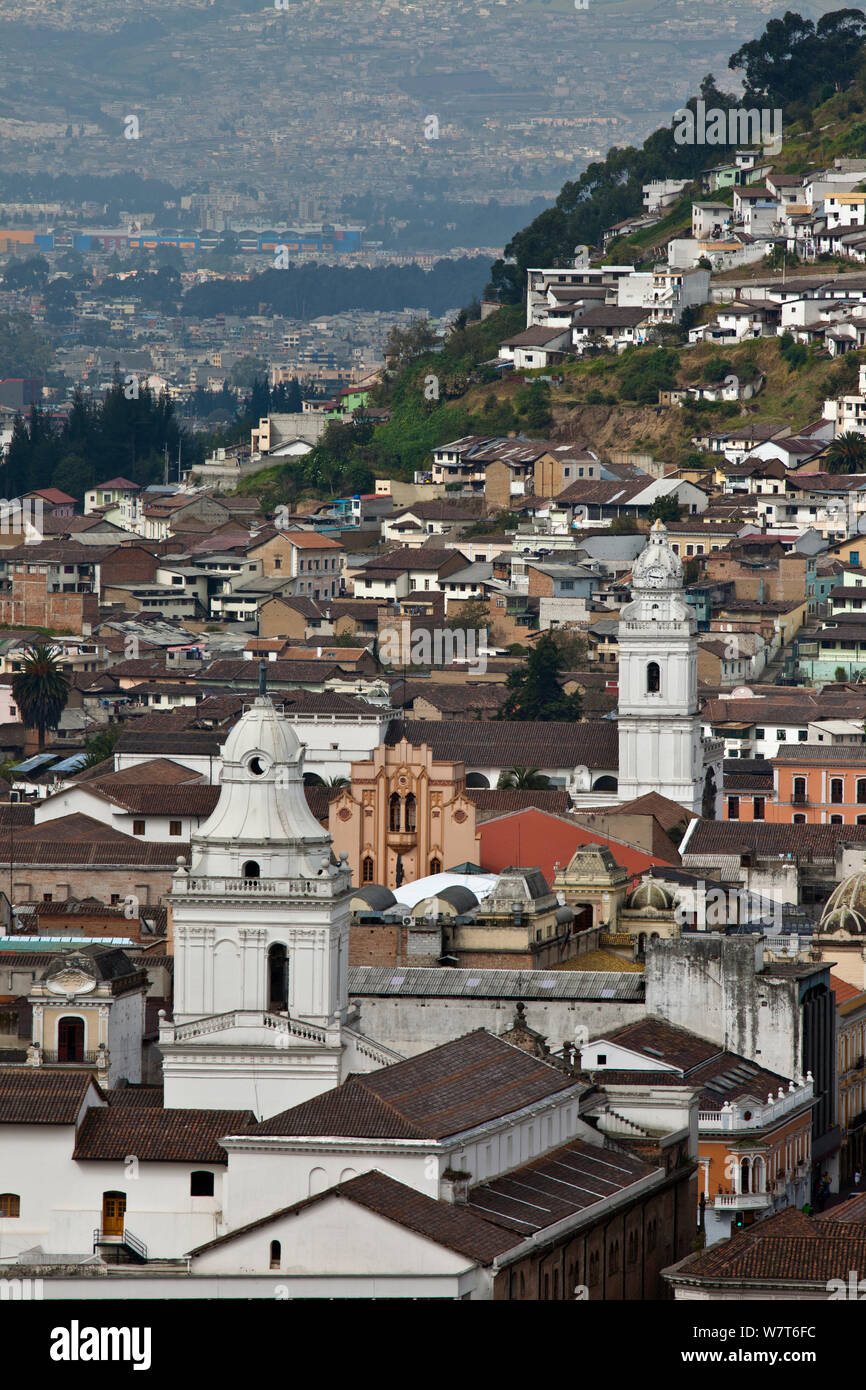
[160,688,396,1118]
[617,521,722,816]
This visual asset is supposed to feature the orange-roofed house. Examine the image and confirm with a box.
[248,529,344,600]
[477,805,679,890]
[831,972,866,1185]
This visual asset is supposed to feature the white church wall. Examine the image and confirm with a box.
[191,1194,481,1282]
[222,1145,437,1228]
[349,996,647,1057]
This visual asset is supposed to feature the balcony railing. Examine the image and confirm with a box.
[713,1192,773,1211]
[41,1050,101,1064]
[174,875,339,898]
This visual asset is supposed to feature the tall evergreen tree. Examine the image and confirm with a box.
[498,634,583,722]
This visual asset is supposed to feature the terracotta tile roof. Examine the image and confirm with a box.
[253,1030,576,1139]
[0,822,186,864]
[14,813,140,844]
[71,758,203,788]
[0,1069,101,1124]
[466,1139,656,1233]
[106,1084,164,1108]
[189,1169,520,1264]
[816,1192,866,1224]
[830,973,865,1006]
[204,659,344,684]
[268,531,343,550]
[685,818,866,860]
[73,1106,255,1162]
[90,783,220,817]
[398,682,507,714]
[670,1208,866,1286]
[598,1018,795,1111]
[386,719,618,769]
[467,789,572,819]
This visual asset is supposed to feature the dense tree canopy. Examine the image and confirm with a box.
[498,634,584,722]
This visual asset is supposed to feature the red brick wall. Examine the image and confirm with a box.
[0,571,98,631]
[349,922,406,967]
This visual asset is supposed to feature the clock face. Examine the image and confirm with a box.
[642,565,667,586]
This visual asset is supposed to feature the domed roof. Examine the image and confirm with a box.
[631,519,684,593]
[220,696,302,769]
[187,695,332,880]
[820,870,866,935]
[627,876,673,911]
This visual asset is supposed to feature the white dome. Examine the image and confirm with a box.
[631,519,684,592]
[220,696,302,770]
[189,696,332,879]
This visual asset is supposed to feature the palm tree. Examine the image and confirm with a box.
[11,643,70,751]
[328,776,349,789]
[497,766,551,791]
[825,431,866,474]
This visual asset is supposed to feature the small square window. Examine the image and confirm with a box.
[169,820,182,837]
[133,819,146,836]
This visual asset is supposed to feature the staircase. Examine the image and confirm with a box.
[596,1107,651,1139]
[93,1227,148,1264]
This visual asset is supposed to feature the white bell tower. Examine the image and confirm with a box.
[160,684,396,1118]
[617,521,722,816]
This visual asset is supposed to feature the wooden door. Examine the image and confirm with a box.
[102,1192,126,1236]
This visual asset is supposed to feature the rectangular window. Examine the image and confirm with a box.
[133,819,146,835]
[728,796,740,819]
[753,797,765,820]
[169,820,182,837]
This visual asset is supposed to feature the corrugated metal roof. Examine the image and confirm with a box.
[348,966,644,1001]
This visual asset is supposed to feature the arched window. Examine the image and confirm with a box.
[362,856,374,883]
[404,793,417,832]
[593,775,618,792]
[0,1193,20,1217]
[430,857,441,875]
[740,1157,751,1193]
[190,1171,214,1196]
[270,1240,281,1270]
[268,943,288,1012]
[243,859,260,879]
[389,793,402,832]
[857,779,866,804]
[831,778,844,804]
[647,662,660,694]
[57,1016,84,1063]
